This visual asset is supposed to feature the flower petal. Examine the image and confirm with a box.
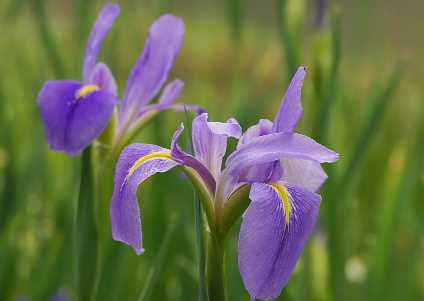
[82,3,120,83]
[192,113,242,180]
[218,132,338,204]
[64,89,119,155]
[88,62,118,95]
[238,181,321,300]
[119,14,184,126]
[237,119,272,148]
[271,66,307,134]
[110,143,180,255]
[281,158,328,193]
[170,123,216,192]
[37,80,83,152]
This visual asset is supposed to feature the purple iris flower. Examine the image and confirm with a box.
[49,292,68,301]
[37,3,203,156]
[110,67,338,299]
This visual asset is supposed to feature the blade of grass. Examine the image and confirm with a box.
[184,105,207,301]
[138,215,177,301]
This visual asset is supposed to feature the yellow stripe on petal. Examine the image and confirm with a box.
[77,85,100,98]
[269,183,290,226]
[125,153,174,181]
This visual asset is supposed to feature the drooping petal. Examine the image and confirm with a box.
[238,181,321,300]
[281,158,328,193]
[82,3,120,83]
[271,66,307,134]
[170,123,216,192]
[110,143,180,255]
[88,62,118,95]
[64,89,119,155]
[237,119,272,148]
[217,132,338,204]
[119,14,184,126]
[37,80,83,152]
[192,113,242,180]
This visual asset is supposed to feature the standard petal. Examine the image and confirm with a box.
[237,119,272,148]
[218,132,338,204]
[192,113,242,180]
[271,66,307,134]
[37,80,83,152]
[88,62,118,95]
[64,90,119,155]
[238,182,321,300]
[119,14,184,125]
[82,3,120,83]
[170,123,216,192]
[281,158,328,193]
[110,143,180,255]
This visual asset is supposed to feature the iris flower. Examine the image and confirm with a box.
[110,67,338,299]
[37,2,202,156]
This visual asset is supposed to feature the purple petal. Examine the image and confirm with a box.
[110,143,180,255]
[170,123,216,192]
[271,67,307,134]
[267,160,284,183]
[82,3,120,83]
[217,132,338,204]
[238,181,321,300]
[64,89,119,155]
[245,162,274,184]
[281,158,328,193]
[130,79,185,126]
[88,62,118,95]
[119,14,184,126]
[37,80,83,152]
[237,119,272,148]
[192,113,242,180]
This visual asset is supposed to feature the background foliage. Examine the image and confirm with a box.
[0,0,423,300]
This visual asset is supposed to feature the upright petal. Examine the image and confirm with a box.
[217,132,338,204]
[88,62,118,95]
[281,158,328,192]
[110,143,180,255]
[170,123,216,192]
[82,3,120,83]
[64,89,119,155]
[119,14,184,126]
[238,182,321,300]
[271,67,307,134]
[192,113,242,180]
[37,80,83,152]
[237,119,272,148]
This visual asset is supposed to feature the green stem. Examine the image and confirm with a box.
[76,146,99,301]
[206,231,228,301]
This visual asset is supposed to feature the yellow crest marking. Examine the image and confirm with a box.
[77,85,100,98]
[125,153,174,181]
[269,184,290,226]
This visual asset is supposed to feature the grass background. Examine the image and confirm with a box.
[0,0,423,300]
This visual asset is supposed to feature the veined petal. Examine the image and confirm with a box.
[237,119,272,148]
[170,123,216,192]
[192,113,242,180]
[238,181,321,300]
[82,3,120,83]
[64,89,119,155]
[110,143,180,255]
[282,158,328,193]
[88,62,118,95]
[218,132,338,204]
[271,66,307,134]
[119,14,184,126]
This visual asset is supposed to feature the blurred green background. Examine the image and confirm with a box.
[0,0,423,300]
